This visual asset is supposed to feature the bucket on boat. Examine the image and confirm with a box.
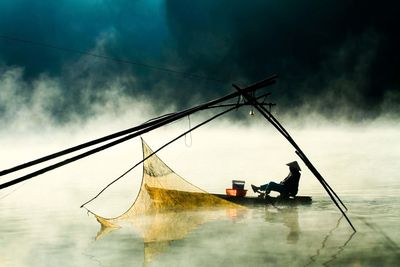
[226,188,247,197]
[226,180,247,197]
[232,180,245,190]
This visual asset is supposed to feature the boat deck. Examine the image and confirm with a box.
[214,194,312,206]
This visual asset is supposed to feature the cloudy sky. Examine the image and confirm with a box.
[0,0,399,125]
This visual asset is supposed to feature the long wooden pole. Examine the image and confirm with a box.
[233,84,356,232]
[0,75,278,178]
[0,76,278,190]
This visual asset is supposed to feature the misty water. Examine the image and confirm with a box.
[0,119,399,266]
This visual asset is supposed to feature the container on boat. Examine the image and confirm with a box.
[232,180,245,190]
[226,188,247,197]
[227,180,247,197]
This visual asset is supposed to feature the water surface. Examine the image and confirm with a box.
[1,123,399,266]
[1,184,399,267]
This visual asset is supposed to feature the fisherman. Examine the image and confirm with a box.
[251,161,301,198]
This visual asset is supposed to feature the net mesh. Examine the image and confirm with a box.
[93,138,245,265]
[94,138,242,229]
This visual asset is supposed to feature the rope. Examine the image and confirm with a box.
[0,181,27,200]
[0,34,233,84]
[185,115,193,147]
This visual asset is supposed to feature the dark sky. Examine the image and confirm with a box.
[0,0,399,123]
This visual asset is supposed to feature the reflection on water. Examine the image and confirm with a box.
[264,206,300,244]
[89,195,399,267]
[1,186,400,266]
[304,216,356,267]
[95,207,247,266]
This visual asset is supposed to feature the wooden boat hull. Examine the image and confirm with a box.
[213,194,312,206]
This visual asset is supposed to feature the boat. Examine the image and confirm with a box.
[221,179,311,206]
[144,183,312,208]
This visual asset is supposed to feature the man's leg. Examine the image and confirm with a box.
[259,183,269,192]
[265,182,285,194]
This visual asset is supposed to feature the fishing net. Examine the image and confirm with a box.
[94,138,242,231]
[92,138,245,265]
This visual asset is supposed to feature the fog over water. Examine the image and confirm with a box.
[1,1,399,265]
[0,95,399,266]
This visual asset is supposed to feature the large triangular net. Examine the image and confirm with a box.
[92,139,245,265]
[94,138,242,230]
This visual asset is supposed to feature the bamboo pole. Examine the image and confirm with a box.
[0,77,277,190]
[233,84,356,232]
[0,75,278,178]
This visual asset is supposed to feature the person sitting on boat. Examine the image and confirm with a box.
[251,161,301,198]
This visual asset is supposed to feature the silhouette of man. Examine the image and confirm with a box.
[252,161,301,198]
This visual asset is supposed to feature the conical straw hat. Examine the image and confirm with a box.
[286,161,301,171]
